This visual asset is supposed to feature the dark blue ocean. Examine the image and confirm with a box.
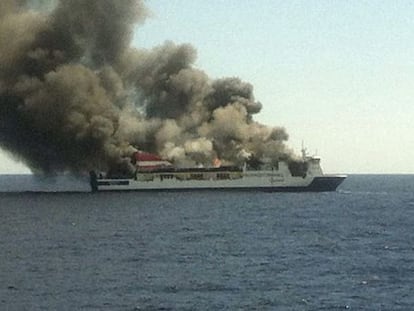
[1,175,414,310]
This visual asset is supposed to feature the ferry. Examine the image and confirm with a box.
[89,148,346,192]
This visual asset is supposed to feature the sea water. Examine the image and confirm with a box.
[0,175,413,310]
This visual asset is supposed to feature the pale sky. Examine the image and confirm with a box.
[1,0,414,174]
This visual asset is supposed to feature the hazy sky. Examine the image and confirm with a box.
[1,0,414,174]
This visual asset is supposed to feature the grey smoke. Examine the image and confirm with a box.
[0,0,294,174]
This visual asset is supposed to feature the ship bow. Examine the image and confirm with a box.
[307,175,346,192]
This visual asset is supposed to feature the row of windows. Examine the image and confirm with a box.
[156,173,233,180]
[190,173,204,180]
[217,173,230,180]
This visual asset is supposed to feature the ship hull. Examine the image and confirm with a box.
[91,174,346,193]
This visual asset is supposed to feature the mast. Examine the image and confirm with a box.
[301,140,308,161]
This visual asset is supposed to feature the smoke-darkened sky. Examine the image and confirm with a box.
[0,0,295,175]
[2,0,414,174]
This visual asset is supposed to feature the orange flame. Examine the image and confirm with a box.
[213,158,222,167]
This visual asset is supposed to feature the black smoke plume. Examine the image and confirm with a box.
[0,0,294,174]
